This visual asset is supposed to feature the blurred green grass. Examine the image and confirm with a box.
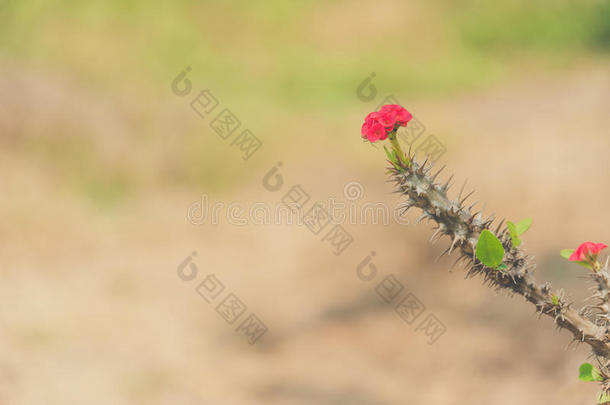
[2,0,608,102]
[1,0,608,205]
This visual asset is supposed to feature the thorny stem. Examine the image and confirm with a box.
[390,153,610,392]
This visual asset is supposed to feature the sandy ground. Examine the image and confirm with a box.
[0,62,609,404]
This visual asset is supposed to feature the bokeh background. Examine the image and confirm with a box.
[1,0,610,404]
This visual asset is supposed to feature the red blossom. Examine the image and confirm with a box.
[569,242,608,262]
[361,119,389,142]
[361,104,413,143]
[379,104,413,127]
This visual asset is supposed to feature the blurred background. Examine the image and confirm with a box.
[1,0,609,404]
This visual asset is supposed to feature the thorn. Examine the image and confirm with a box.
[495,218,506,234]
[417,162,429,177]
[431,165,445,182]
[397,202,413,215]
[417,213,429,224]
[436,246,452,262]
[421,157,429,170]
[442,174,454,191]
[399,206,411,216]
[458,179,468,202]
[449,235,461,255]
[483,213,496,227]
[452,255,466,269]
[460,190,476,206]
[430,228,443,243]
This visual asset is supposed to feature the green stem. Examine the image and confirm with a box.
[389,132,410,168]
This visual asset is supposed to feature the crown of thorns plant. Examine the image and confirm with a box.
[362,104,610,404]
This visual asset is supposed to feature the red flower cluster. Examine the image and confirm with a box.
[361,104,413,143]
[569,242,607,262]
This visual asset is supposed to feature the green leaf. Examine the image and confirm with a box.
[383,146,401,170]
[383,146,396,164]
[560,249,574,260]
[383,145,392,160]
[551,294,559,306]
[561,249,593,269]
[579,363,604,382]
[497,263,508,270]
[551,294,559,305]
[507,221,521,247]
[507,218,532,247]
[515,218,532,235]
[476,230,505,269]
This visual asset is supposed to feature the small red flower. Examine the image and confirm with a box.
[569,242,607,262]
[361,119,389,142]
[363,111,381,125]
[361,104,413,143]
[379,104,413,128]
